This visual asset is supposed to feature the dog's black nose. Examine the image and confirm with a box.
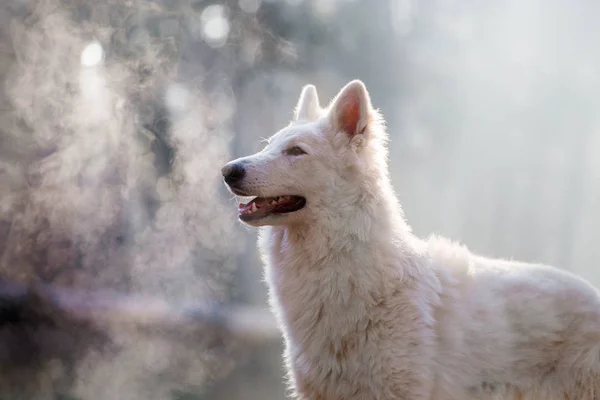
[221,162,245,185]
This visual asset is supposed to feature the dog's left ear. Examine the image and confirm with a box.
[328,80,373,138]
[294,84,321,121]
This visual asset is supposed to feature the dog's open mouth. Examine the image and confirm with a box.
[238,195,306,221]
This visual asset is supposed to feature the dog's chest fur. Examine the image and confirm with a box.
[259,226,437,400]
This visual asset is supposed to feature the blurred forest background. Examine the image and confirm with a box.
[1,0,600,399]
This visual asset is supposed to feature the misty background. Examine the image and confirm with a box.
[0,0,599,399]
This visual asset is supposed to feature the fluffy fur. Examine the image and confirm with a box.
[221,80,600,399]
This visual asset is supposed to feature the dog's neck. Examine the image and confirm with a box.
[261,175,423,274]
[258,173,426,362]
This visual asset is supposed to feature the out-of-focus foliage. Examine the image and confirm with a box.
[0,0,600,399]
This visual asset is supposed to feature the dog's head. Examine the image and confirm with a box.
[222,79,387,227]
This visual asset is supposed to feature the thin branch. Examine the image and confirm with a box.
[0,280,281,345]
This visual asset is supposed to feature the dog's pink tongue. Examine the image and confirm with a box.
[238,197,270,214]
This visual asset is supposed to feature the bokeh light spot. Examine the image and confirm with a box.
[80,40,104,66]
[201,5,230,48]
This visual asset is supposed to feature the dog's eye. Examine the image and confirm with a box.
[285,146,307,156]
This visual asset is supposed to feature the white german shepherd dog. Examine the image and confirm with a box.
[221,80,600,399]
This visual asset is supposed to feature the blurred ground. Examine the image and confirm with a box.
[1,0,600,399]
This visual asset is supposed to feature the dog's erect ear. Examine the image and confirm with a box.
[328,80,373,137]
[294,84,321,121]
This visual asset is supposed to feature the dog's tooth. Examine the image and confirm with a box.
[251,202,257,212]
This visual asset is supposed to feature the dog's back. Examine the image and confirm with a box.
[427,235,600,399]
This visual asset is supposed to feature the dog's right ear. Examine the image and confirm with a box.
[294,84,321,121]
[328,80,373,139]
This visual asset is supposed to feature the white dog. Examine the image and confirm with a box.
[221,80,600,399]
